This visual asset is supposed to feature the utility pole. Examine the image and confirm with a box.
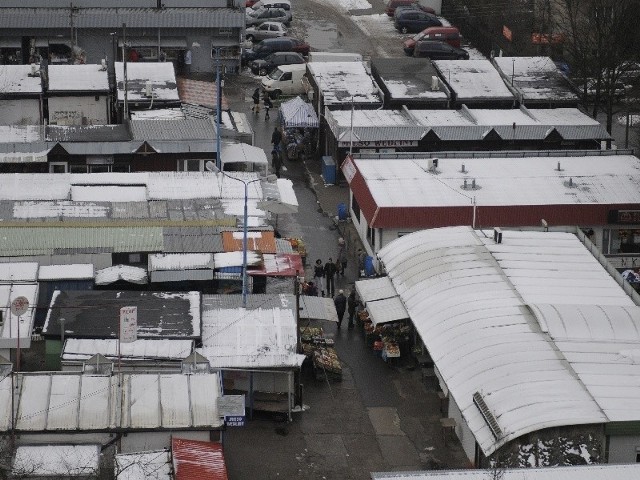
[122,23,129,119]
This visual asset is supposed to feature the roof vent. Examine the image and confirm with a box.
[145,81,153,98]
[460,163,466,173]
[431,75,439,91]
[564,177,575,188]
[100,58,107,71]
[473,391,503,439]
[493,227,502,244]
[472,178,476,189]
[428,158,438,172]
[556,161,563,171]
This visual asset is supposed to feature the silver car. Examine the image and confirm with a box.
[245,21,288,42]
[246,7,289,26]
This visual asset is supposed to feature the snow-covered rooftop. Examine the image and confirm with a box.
[38,264,94,281]
[351,154,640,207]
[371,464,640,480]
[62,338,193,362]
[326,109,426,143]
[13,445,100,477]
[48,64,110,92]
[0,65,43,94]
[114,61,179,102]
[307,61,382,106]
[3,371,222,432]
[433,59,515,101]
[199,307,305,369]
[377,227,640,456]
[493,56,578,103]
[0,125,43,143]
[149,253,215,271]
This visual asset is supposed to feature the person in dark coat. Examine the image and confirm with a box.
[271,149,282,177]
[271,127,282,153]
[305,281,318,297]
[334,290,347,328]
[251,87,261,113]
[313,259,325,296]
[324,257,337,297]
[347,289,357,329]
[263,92,273,119]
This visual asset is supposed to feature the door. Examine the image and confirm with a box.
[280,71,293,94]
[49,162,68,173]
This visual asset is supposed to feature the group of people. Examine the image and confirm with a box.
[252,87,273,119]
[333,289,359,329]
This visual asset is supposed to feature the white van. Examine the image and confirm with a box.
[307,52,363,62]
[261,63,307,98]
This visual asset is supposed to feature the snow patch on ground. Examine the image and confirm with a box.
[322,0,372,11]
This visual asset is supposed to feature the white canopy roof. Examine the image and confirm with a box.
[378,227,639,456]
[199,307,305,369]
[38,263,94,281]
[221,142,268,168]
[2,372,222,432]
[95,265,148,285]
[356,276,397,303]
[62,338,193,361]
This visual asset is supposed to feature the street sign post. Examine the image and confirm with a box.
[10,296,29,372]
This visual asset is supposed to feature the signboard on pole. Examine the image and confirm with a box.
[10,296,29,317]
[119,306,137,343]
[218,395,246,427]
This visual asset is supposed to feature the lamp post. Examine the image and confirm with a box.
[206,161,277,307]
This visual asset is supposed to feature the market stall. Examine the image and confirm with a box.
[279,96,318,161]
[299,326,342,381]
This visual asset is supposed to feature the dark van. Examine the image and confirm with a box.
[242,37,310,63]
[394,10,441,34]
[403,26,462,55]
[413,40,469,60]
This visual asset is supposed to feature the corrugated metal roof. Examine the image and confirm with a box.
[172,438,229,480]
[0,226,163,256]
[163,227,224,253]
[199,307,305,368]
[10,372,223,432]
[62,338,193,362]
[151,269,214,282]
[377,227,637,456]
[0,8,245,29]
[47,124,130,142]
[433,59,515,101]
[202,293,295,310]
[299,295,339,322]
[222,230,276,254]
[327,108,425,142]
[149,253,214,271]
[131,118,216,141]
[371,464,640,480]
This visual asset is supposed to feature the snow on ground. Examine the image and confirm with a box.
[322,0,371,12]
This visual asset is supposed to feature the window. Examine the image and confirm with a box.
[281,72,292,81]
[219,27,233,35]
[177,159,205,172]
[49,162,68,173]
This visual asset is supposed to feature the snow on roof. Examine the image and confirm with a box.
[116,450,172,480]
[149,253,214,271]
[48,64,110,92]
[0,125,43,143]
[172,438,229,480]
[0,283,38,349]
[352,154,640,208]
[0,262,38,281]
[199,307,305,369]
[94,265,148,285]
[0,65,43,94]
[326,109,426,142]
[493,56,578,103]
[527,107,601,125]
[371,464,640,480]
[377,227,639,456]
[114,62,179,102]
[131,108,185,120]
[7,371,222,432]
[62,338,193,361]
[433,59,515,101]
[221,143,268,166]
[307,61,382,105]
[71,185,148,202]
[409,109,476,127]
[13,445,100,477]
[38,264,94,281]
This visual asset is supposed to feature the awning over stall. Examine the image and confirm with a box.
[366,296,409,326]
[299,295,338,322]
[279,96,318,128]
[221,143,268,170]
[248,253,303,277]
[355,276,397,304]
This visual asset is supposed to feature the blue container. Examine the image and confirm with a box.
[337,202,347,221]
[321,156,336,185]
[364,256,375,277]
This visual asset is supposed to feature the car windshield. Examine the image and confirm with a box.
[267,68,283,80]
[412,32,425,41]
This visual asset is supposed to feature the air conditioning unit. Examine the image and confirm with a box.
[145,81,153,97]
[428,158,439,171]
[431,75,439,91]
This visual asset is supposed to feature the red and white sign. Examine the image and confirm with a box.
[119,306,138,343]
[10,296,29,316]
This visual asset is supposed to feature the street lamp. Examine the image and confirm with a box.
[206,161,277,307]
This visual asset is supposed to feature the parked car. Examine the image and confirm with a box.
[403,26,462,55]
[413,40,469,59]
[246,0,259,6]
[394,10,441,34]
[393,3,436,17]
[385,0,433,16]
[246,7,289,26]
[247,0,292,21]
[245,21,288,42]
[242,37,310,63]
[250,51,305,75]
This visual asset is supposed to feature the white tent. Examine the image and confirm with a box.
[279,96,318,128]
[220,143,268,173]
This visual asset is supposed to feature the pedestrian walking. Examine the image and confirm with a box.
[263,93,273,119]
[357,248,366,277]
[324,257,337,297]
[313,259,325,296]
[271,126,282,153]
[271,149,282,178]
[347,289,357,329]
[336,237,347,277]
[334,290,347,328]
[251,87,261,113]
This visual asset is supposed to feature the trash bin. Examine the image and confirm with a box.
[364,256,375,276]
[337,202,347,221]
[321,156,336,185]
